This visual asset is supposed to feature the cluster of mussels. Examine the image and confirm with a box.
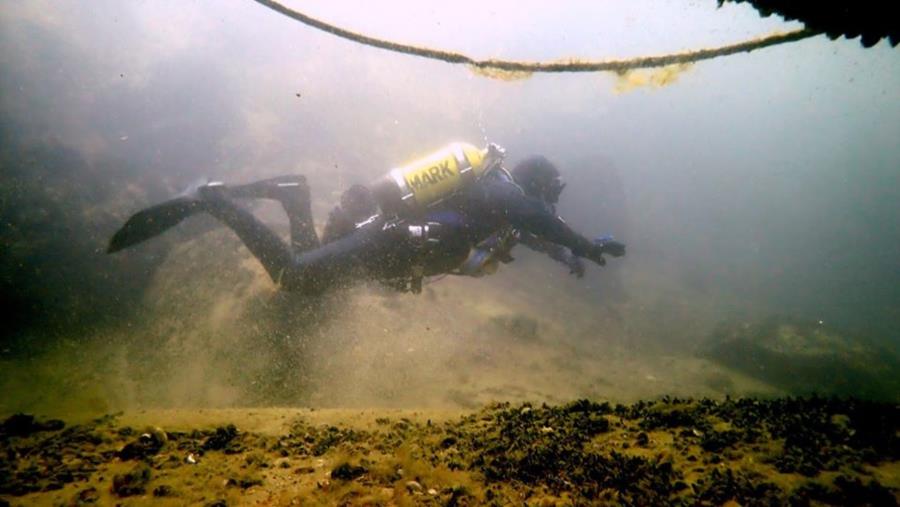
[613,397,899,505]
[1,397,898,506]
[427,397,899,505]
[0,413,246,502]
[0,414,102,496]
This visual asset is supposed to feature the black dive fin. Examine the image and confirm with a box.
[107,196,201,253]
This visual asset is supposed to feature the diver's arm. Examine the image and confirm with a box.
[472,180,622,266]
[519,231,569,261]
[471,181,595,259]
[519,232,585,276]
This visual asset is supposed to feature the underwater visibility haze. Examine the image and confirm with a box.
[1,1,899,504]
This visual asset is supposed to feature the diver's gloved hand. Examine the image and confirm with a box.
[595,235,626,257]
[564,251,585,278]
[581,235,626,267]
[583,246,606,267]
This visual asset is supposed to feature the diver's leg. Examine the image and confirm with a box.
[107,197,200,253]
[228,176,320,253]
[203,190,415,293]
[281,188,320,253]
[107,176,319,255]
[107,178,215,253]
[200,189,297,285]
[279,218,414,293]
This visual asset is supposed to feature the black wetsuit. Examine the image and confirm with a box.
[198,169,603,295]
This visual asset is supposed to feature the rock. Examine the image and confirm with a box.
[227,473,263,489]
[405,480,423,492]
[202,424,239,451]
[1,413,65,437]
[703,317,900,401]
[330,462,367,481]
[636,432,650,446]
[74,487,99,505]
[118,429,166,460]
[792,475,897,505]
[145,426,168,445]
[153,484,174,497]
[112,463,151,497]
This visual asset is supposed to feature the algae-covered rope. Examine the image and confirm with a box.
[251,0,821,73]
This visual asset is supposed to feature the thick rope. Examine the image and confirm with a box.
[252,0,822,73]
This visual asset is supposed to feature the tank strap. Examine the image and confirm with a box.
[452,144,477,187]
[484,165,525,195]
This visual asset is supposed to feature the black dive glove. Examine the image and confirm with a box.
[596,235,626,258]
[564,251,586,278]
[583,235,626,266]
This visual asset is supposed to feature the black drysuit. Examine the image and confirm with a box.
[200,172,604,294]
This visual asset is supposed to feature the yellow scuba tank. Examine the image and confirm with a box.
[371,142,504,217]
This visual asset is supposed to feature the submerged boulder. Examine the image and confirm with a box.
[0,414,64,438]
[702,317,900,401]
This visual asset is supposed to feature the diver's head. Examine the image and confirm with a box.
[341,184,377,220]
[511,156,566,205]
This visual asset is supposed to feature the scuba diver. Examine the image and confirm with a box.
[107,142,625,294]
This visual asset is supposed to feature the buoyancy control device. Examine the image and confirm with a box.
[364,142,505,293]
